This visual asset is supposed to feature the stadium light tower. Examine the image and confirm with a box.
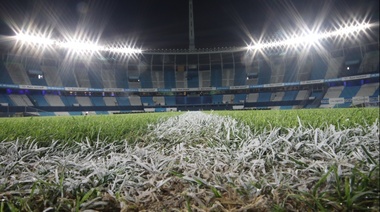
[189,0,196,50]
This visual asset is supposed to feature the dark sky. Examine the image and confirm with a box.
[0,0,379,49]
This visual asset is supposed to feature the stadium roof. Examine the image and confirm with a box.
[0,0,378,52]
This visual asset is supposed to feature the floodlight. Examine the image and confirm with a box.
[247,22,373,51]
[13,31,143,55]
[59,40,104,53]
[107,46,142,54]
[16,33,54,46]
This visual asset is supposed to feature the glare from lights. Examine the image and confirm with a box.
[107,46,142,54]
[16,32,54,46]
[59,40,105,53]
[13,31,142,55]
[247,22,373,51]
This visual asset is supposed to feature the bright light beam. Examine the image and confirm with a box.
[16,32,54,46]
[59,40,105,53]
[13,32,142,55]
[247,22,373,51]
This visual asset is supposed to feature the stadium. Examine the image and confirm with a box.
[0,1,378,116]
[0,0,379,211]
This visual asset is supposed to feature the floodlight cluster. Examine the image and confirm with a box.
[13,21,374,55]
[15,32,142,55]
[247,22,372,51]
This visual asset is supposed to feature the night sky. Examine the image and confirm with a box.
[0,0,379,50]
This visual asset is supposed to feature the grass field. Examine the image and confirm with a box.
[0,108,379,211]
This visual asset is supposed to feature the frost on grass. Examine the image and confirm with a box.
[0,111,379,211]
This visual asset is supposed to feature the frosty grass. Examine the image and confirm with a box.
[0,111,379,211]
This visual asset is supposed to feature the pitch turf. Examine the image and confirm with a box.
[0,108,379,211]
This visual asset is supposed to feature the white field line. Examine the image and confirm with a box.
[0,111,379,209]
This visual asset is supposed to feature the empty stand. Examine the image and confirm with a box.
[75,66,91,88]
[127,64,141,89]
[88,69,104,88]
[257,60,271,84]
[358,51,379,74]
[222,69,234,86]
[0,94,13,106]
[339,86,361,98]
[187,69,199,88]
[297,58,313,81]
[164,96,176,105]
[45,95,65,106]
[233,94,246,104]
[103,96,118,106]
[101,69,117,88]
[355,83,379,97]
[295,90,309,100]
[282,91,298,101]
[246,93,259,103]
[0,61,13,84]
[90,97,106,106]
[140,67,153,88]
[116,97,130,106]
[5,63,31,85]
[153,96,165,106]
[114,67,128,88]
[76,96,93,106]
[212,95,223,104]
[271,92,285,102]
[129,96,142,106]
[54,112,71,116]
[61,96,78,106]
[175,70,187,88]
[141,96,154,106]
[320,86,344,108]
[9,94,33,106]
[309,54,328,80]
[152,70,165,88]
[199,70,211,87]
[245,61,259,85]
[234,65,247,86]
[60,66,78,87]
[325,57,344,79]
[29,95,49,106]
[41,66,63,86]
[164,68,176,89]
[270,58,286,83]
[258,92,272,102]
[222,94,234,104]
[210,65,222,87]
[323,86,344,98]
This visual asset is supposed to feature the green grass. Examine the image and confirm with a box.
[213,108,379,131]
[0,108,378,211]
[0,108,378,145]
[0,112,181,145]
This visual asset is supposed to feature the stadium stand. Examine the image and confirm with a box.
[9,94,33,106]
[41,65,63,87]
[103,96,118,106]
[164,96,176,106]
[116,96,130,106]
[91,96,106,106]
[76,96,93,106]
[6,63,31,85]
[246,93,259,103]
[45,95,65,106]
[29,95,49,106]
[271,92,285,102]
[0,38,378,116]
[129,95,142,106]
[359,50,379,74]
[153,96,165,106]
